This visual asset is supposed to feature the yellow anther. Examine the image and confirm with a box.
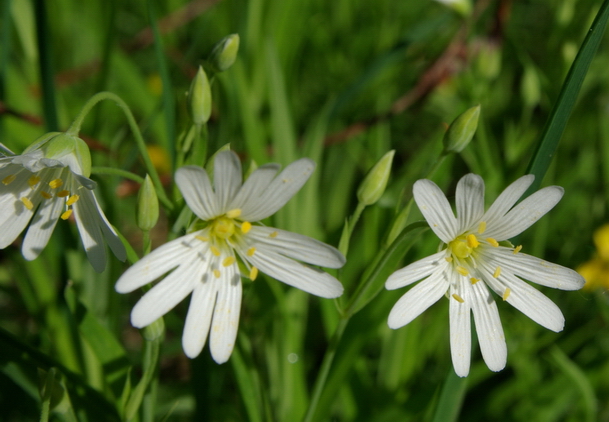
[493,266,501,278]
[56,190,70,198]
[66,194,80,206]
[502,288,511,301]
[269,231,278,238]
[456,266,469,276]
[470,277,480,284]
[452,293,465,303]
[478,221,487,234]
[222,256,236,267]
[226,208,242,218]
[49,179,63,189]
[196,235,209,242]
[486,238,499,247]
[213,269,221,278]
[247,247,256,257]
[41,191,52,199]
[28,175,41,187]
[21,197,34,210]
[61,209,73,220]
[445,256,453,263]
[249,266,259,281]
[513,245,522,254]
[211,246,221,257]
[241,221,252,234]
[466,234,480,248]
[2,174,16,185]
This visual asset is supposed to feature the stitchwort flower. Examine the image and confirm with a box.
[116,151,345,363]
[385,174,584,377]
[0,133,126,272]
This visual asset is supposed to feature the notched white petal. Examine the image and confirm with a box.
[387,269,449,329]
[238,158,315,222]
[176,166,219,219]
[481,174,534,225]
[214,151,243,211]
[228,163,280,213]
[413,179,457,243]
[456,174,485,233]
[449,273,472,377]
[470,281,506,372]
[494,250,584,291]
[484,186,563,240]
[182,279,218,359]
[209,264,241,364]
[246,226,345,268]
[385,251,448,290]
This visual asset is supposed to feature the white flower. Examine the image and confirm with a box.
[115,151,345,363]
[385,174,584,377]
[0,133,126,272]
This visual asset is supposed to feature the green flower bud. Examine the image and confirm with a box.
[187,66,212,126]
[136,174,159,231]
[357,150,395,206]
[209,34,240,72]
[142,315,165,341]
[443,105,480,154]
[34,132,93,177]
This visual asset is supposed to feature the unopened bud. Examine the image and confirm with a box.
[357,150,395,206]
[443,105,480,154]
[136,175,159,231]
[187,66,212,126]
[209,34,240,72]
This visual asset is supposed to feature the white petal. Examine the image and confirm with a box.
[82,190,126,262]
[413,179,458,243]
[22,196,63,260]
[449,273,472,377]
[493,250,584,290]
[484,186,563,240]
[456,174,485,233]
[115,233,200,293]
[209,264,242,364]
[0,192,38,249]
[213,151,243,211]
[228,163,281,214]
[182,280,218,358]
[246,246,343,298]
[72,189,107,272]
[387,269,449,329]
[470,281,506,372]
[130,257,202,327]
[175,166,219,220]
[480,175,534,227]
[245,226,345,268]
[236,158,315,222]
[385,250,448,290]
[496,270,564,332]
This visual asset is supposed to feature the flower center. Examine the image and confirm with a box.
[448,233,480,260]
[211,216,236,240]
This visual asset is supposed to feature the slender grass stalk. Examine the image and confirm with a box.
[33,0,58,132]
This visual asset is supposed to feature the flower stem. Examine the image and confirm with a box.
[91,166,145,184]
[66,91,173,210]
[301,316,349,422]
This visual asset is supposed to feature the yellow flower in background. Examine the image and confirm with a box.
[578,224,609,290]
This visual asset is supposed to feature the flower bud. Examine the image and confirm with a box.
[209,34,240,72]
[442,105,480,154]
[187,66,212,126]
[136,174,159,231]
[357,150,395,206]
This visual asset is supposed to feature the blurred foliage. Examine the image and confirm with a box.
[1,0,609,421]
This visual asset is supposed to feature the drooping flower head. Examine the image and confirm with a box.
[0,133,126,272]
[386,174,584,377]
[116,151,345,362]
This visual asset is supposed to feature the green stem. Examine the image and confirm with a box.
[34,0,58,132]
[91,166,145,184]
[301,317,349,422]
[65,91,173,210]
